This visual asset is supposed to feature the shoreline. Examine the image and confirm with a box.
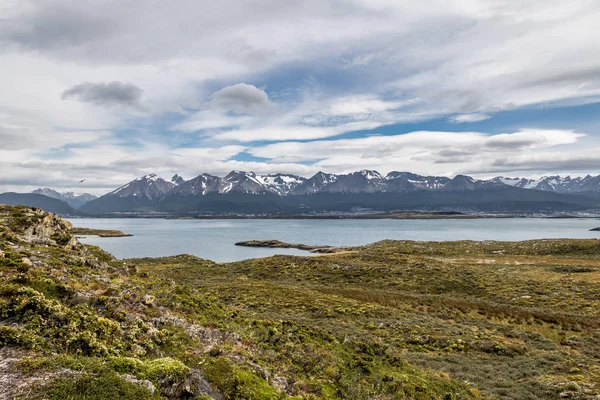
[67,211,600,220]
[71,227,133,237]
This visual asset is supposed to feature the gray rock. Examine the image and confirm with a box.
[142,294,156,306]
[158,368,222,399]
[121,374,156,394]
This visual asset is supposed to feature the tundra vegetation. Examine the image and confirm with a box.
[0,204,599,399]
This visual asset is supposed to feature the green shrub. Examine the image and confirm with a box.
[39,372,160,400]
[204,357,281,400]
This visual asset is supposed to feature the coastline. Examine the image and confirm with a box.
[68,211,600,219]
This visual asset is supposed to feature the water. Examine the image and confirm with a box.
[69,218,600,262]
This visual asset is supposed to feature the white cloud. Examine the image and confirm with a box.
[210,83,273,115]
[449,113,492,123]
[1,0,600,193]
[247,129,589,177]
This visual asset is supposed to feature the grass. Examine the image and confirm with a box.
[1,205,599,399]
[135,240,600,399]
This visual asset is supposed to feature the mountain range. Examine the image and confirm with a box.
[73,170,600,215]
[31,188,97,208]
[2,171,600,215]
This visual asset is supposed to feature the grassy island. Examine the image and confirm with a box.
[71,227,133,237]
[1,204,599,399]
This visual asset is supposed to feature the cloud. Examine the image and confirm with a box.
[449,113,492,123]
[1,1,600,194]
[210,121,384,142]
[210,83,273,114]
[247,129,587,175]
[0,122,110,150]
[61,81,143,108]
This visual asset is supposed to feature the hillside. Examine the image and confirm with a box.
[31,189,97,209]
[1,205,600,399]
[0,193,80,216]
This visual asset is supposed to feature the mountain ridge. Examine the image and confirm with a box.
[31,188,97,208]
[79,170,600,215]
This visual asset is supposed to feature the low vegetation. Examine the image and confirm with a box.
[0,204,599,399]
[71,227,133,237]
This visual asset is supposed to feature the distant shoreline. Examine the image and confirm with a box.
[67,211,600,220]
[71,227,133,237]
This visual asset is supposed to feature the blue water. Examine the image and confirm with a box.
[69,218,600,262]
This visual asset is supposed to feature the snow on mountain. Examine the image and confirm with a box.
[489,177,534,189]
[291,171,340,195]
[170,174,221,195]
[489,175,600,194]
[441,175,504,191]
[92,171,600,201]
[359,169,384,181]
[218,171,272,194]
[31,188,97,209]
[253,173,306,195]
[386,172,450,190]
[108,173,176,200]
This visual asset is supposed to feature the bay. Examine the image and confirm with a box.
[69,217,600,262]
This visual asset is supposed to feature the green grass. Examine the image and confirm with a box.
[2,205,600,399]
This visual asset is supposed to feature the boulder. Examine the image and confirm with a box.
[158,368,222,399]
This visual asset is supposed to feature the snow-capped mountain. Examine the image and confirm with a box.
[290,171,340,195]
[386,172,450,191]
[79,170,600,214]
[489,175,600,194]
[298,170,387,194]
[253,173,306,195]
[31,188,97,209]
[171,174,222,195]
[86,171,600,200]
[441,175,504,191]
[107,174,176,200]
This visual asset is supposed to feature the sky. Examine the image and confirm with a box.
[1,0,600,195]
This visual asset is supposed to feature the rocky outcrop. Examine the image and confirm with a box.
[159,368,223,400]
[13,207,79,249]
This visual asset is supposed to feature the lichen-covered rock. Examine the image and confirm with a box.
[121,374,156,394]
[142,294,156,306]
[159,368,222,400]
[23,212,78,248]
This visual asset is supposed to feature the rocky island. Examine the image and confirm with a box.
[234,239,345,253]
[1,204,600,399]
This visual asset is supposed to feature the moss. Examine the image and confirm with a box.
[108,356,190,382]
[50,232,72,246]
[204,357,282,400]
[32,372,160,400]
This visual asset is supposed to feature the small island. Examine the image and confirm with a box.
[235,239,345,253]
[591,227,600,231]
[71,227,133,237]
